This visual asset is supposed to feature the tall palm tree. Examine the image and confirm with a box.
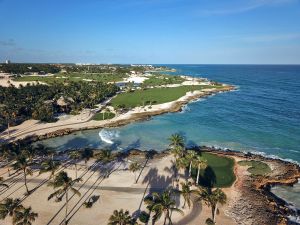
[151,188,183,225]
[185,150,197,177]
[211,188,227,223]
[96,149,115,164]
[39,159,61,180]
[196,187,227,224]
[144,195,158,225]
[13,155,32,194]
[80,149,93,164]
[13,205,38,225]
[48,171,82,225]
[68,151,81,178]
[195,156,207,185]
[175,158,188,178]
[129,162,141,184]
[21,147,36,163]
[0,198,20,221]
[108,209,136,225]
[178,182,197,209]
[168,134,184,150]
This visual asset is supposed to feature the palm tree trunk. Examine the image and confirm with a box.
[24,169,29,194]
[196,165,200,184]
[163,213,168,225]
[168,211,173,225]
[189,162,192,177]
[134,172,137,183]
[7,121,10,137]
[65,191,68,225]
[213,203,218,223]
[75,164,77,179]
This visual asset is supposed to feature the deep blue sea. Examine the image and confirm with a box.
[39,65,300,211]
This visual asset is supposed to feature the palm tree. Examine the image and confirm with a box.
[151,188,183,225]
[211,188,227,223]
[168,134,184,150]
[108,209,136,225]
[0,198,20,221]
[178,182,197,209]
[21,147,36,163]
[195,156,207,185]
[68,151,81,178]
[196,187,227,224]
[96,149,115,164]
[80,149,93,164]
[13,205,38,225]
[144,195,157,225]
[39,159,61,180]
[48,171,82,225]
[13,155,32,194]
[185,150,197,177]
[129,162,141,184]
[175,158,188,177]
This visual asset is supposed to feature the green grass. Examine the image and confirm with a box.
[92,112,115,121]
[111,85,218,108]
[238,160,271,176]
[143,74,184,86]
[191,152,236,188]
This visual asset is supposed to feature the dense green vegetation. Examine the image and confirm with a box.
[111,85,218,109]
[143,74,184,86]
[0,63,60,74]
[0,82,118,131]
[191,152,236,188]
[92,112,115,121]
[238,160,271,175]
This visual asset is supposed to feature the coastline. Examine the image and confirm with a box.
[152,147,300,224]
[0,85,235,143]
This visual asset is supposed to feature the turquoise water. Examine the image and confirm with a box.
[39,64,300,213]
[40,65,300,163]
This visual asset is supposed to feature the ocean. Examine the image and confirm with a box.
[38,64,300,209]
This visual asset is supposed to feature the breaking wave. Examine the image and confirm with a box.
[99,129,119,144]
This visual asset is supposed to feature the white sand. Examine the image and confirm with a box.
[124,76,149,83]
[0,73,45,88]
[0,154,236,225]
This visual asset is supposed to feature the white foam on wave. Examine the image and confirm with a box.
[180,105,191,113]
[99,129,119,145]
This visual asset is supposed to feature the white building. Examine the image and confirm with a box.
[5,60,11,64]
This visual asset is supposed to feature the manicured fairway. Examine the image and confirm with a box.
[192,152,236,188]
[111,85,217,108]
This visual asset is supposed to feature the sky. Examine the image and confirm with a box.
[0,0,300,64]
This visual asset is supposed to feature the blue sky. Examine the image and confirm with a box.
[0,0,300,64]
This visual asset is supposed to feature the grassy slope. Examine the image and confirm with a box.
[192,152,236,188]
[111,85,218,108]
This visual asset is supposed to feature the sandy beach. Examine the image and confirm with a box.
[0,151,237,225]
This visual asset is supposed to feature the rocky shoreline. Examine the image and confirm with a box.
[11,85,236,143]
[199,147,300,225]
